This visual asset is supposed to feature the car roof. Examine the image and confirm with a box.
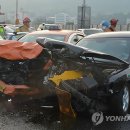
[86,31,130,38]
[28,30,83,36]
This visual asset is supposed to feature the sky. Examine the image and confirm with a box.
[0,0,130,18]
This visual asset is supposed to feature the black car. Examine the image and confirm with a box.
[36,37,130,116]
[76,31,130,114]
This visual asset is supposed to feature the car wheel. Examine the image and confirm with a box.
[110,86,129,115]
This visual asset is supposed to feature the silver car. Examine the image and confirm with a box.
[78,28,103,36]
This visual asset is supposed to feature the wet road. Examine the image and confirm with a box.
[0,110,130,130]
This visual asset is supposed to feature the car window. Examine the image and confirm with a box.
[84,29,102,35]
[44,25,61,30]
[44,34,65,41]
[11,34,25,40]
[19,34,38,42]
[77,38,130,61]
[19,34,65,42]
[11,35,17,40]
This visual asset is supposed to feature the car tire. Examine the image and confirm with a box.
[110,86,129,116]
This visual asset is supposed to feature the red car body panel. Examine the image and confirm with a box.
[0,40,43,60]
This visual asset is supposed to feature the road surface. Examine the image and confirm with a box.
[0,109,130,130]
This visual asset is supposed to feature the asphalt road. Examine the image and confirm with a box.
[0,109,130,130]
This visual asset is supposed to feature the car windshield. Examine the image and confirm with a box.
[44,25,61,30]
[11,34,26,40]
[19,34,65,42]
[77,37,130,61]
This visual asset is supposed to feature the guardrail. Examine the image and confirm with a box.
[62,24,130,31]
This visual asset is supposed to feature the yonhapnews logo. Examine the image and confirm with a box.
[91,112,104,125]
[92,112,130,125]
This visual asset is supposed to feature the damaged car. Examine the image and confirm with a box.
[36,38,130,117]
[0,38,129,117]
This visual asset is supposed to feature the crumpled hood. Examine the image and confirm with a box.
[0,40,43,60]
[36,37,129,69]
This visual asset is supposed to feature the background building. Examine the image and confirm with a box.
[55,13,70,25]
[46,17,55,24]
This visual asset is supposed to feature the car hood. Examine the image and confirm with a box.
[36,37,129,69]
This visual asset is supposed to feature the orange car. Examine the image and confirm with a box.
[18,30,85,44]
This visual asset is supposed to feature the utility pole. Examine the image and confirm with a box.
[0,5,5,15]
[81,0,86,28]
[0,5,5,24]
[83,0,86,6]
[77,0,91,29]
[20,8,24,21]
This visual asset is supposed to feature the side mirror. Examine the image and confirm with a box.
[36,37,47,45]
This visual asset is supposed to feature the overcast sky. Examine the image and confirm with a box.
[0,0,130,17]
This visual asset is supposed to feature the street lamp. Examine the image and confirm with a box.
[15,0,19,24]
[16,0,18,19]
[83,0,86,6]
